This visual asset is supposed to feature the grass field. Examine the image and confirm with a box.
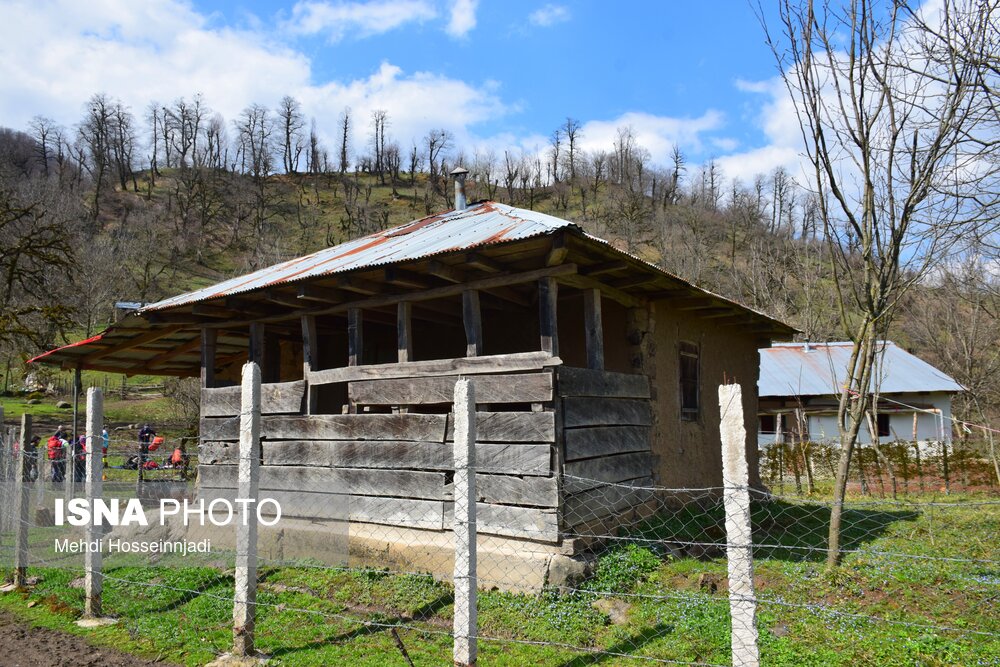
[1,491,997,666]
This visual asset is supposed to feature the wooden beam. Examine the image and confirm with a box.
[347,308,363,366]
[397,302,412,363]
[672,298,718,311]
[309,351,560,386]
[558,274,645,308]
[191,304,240,319]
[583,288,604,370]
[297,283,341,303]
[385,267,431,289]
[538,277,559,357]
[463,290,483,357]
[581,261,628,276]
[427,260,464,283]
[224,297,278,317]
[301,315,318,414]
[465,252,504,273]
[145,336,201,370]
[264,289,305,308]
[249,323,265,365]
[201,328,217,388]
[546,232,569,266]
[337,275,382,295]
[82,326,182,363]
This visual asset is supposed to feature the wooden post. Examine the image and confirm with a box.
[348,308,363,367]
[453,379,477,667]
[233,362,261,657]
[301,315,319,414]
[538,277,559,357]
[201,328,217,389]
[397,302,413,363]
[13,414,31,587]
[583,288,604,370]
[63,425,73,503]
[248,323,265,366]
[84,388,103,617]
[718,384,760,667]
[71,366,81,445]
[463,290,483,357]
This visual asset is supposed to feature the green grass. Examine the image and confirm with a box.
[1,494,997,665]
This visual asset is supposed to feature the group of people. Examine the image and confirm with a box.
[16,423,186,482]
[43,424,109,483]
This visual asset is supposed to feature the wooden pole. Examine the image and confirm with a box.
[583,288,604,370]
[233,362,261,657]
[201,328,217,389]
[463,290,483,357]
[719,384,759,667]
[13,414,31,587]
[538,277,559,357]
[347,308,363,367]
[397,302,413,362]
[84,389,103,617]
[301,315,319,414]
[453,379,478,667]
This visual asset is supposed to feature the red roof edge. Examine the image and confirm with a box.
[26,331,107,365]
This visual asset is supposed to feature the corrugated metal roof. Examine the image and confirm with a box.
[759,341,963,397]
[143,202,575,312]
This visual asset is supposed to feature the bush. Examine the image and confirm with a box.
[590,543,662,594]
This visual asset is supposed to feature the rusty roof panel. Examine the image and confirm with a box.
[143,202,575,312]
[759,342,963,397]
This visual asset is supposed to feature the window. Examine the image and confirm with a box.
[759,414,776,434]
[876,413,891,438]
[679,341,699,421]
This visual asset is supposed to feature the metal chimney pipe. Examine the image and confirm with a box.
[451,167,469,211]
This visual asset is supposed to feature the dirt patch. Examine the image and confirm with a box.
[0,609,178,666]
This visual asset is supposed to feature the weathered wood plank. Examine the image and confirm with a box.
[397,302,412,363]
[474,474,559,508]
[254,440,552,475]
[562,397,652,428]
[199,464,446,500]
[309,351,561,386]
[201,380,306,417]
[200,413,449,442]
[563,477,654,527]
[446,411,555,443]
[563,452,653,493]
[563,425,652,462]
[350,373,553,406]
[471,504,559,542]
[557,367,650,399]
[200,487,443,529]
[463,289,483,357]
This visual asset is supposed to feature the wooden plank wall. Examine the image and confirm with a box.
[555,367,655,533]
[199,370,560,542]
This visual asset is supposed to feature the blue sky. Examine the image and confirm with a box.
[0,0,801,182]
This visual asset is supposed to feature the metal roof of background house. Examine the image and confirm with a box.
[759,342,963,397]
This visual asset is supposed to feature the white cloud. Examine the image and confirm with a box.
[0,0,507,156]
[576,110,725,165]
[446,0,478,38]
[285,0,436,41]
[529,4,570,27]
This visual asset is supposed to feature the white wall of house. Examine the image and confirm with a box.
[758,392,953,447]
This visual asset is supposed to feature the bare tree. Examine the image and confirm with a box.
[764,0,1000,566]
[338,107,351,174]
[562,117,582,181]
[278,95,306,174]
[370,109,388,184]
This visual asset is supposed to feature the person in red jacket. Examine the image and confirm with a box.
[47,436,65,483]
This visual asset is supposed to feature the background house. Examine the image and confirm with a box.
[757,341,963,448]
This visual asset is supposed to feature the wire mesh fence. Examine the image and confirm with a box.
[0,385,997,666]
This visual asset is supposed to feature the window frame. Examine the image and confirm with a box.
[679,341,700,422]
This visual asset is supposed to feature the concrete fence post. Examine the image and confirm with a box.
[718,384,760,667]
[453,378,477,667]
[233,362,261,657]
[13,414,31,587]
[84,388,103,618]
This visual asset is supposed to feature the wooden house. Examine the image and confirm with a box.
[30,185,794,586]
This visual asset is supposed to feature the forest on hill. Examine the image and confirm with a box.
[0,93,997,433]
